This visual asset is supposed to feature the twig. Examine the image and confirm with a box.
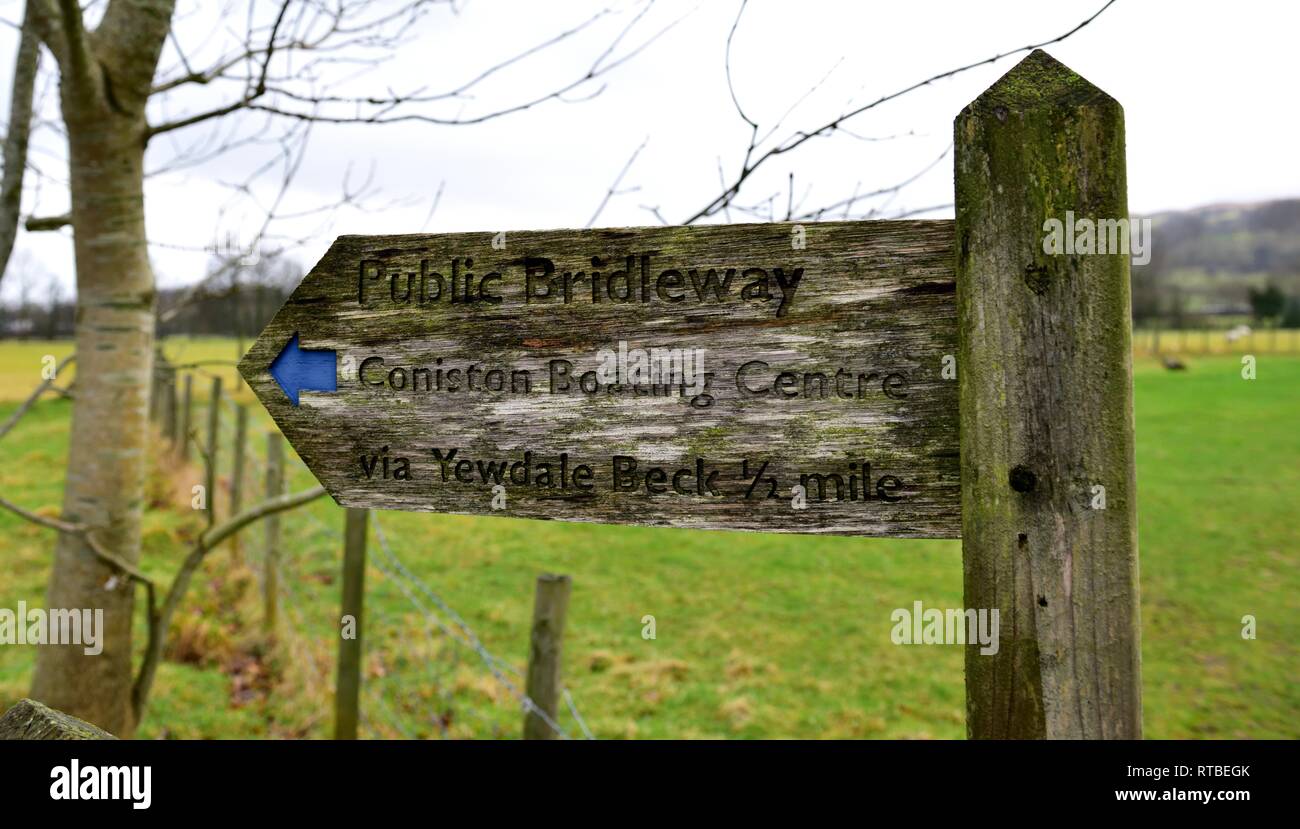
[586,135,648,227]
[0,492,79,533]
[132,484,328,721]
[0,353,74,441]
[683,0,1119,224]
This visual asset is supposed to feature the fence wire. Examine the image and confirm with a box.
[157,370,596,739]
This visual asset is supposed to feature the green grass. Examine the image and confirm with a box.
[0,339,1296,738]
[1129,353,1300,737]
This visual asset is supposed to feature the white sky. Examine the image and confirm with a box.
[2,0,1298,301]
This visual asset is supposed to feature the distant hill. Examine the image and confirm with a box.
[1133,198,1300,325]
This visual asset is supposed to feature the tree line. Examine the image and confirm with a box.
[1,251,299,340]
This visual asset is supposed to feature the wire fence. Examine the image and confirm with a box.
[153,362,594,740]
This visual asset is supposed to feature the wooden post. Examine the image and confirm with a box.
[334,507,369,740]
[205,376,222,526]
[149,359,163,424]
[523,573,572,740]
[229,404,248,560]
[955,50,1141,739]
[263,433,284,634]
[163,368,177,444]
[179,373,193,462]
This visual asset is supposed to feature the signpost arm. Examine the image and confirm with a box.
[955,50,1141,739]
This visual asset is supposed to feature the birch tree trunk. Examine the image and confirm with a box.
[28,0,174,737]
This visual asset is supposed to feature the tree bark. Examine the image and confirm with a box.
[30,52,157,740]
[0,3,40,282]
[24,0,176,737]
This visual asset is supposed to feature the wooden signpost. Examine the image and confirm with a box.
[240,220,959,537]
[240,51,1141,739]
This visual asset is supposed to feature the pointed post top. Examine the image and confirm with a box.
[953,49,1139,739]
[962,49,1118,118]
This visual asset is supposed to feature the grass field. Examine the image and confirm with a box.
[0,338,1296,738]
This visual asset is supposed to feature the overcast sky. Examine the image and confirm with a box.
[2,0,1298,301]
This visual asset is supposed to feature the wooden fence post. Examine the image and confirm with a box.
[263,433,284,634]
[229,404,248,560]
[179,373,193,462]
[165,369,178,446]
[335,508,369,740]
[205,376,222,526]
[955,50,1141,739]
[523,573,571,740]
[149,356,164,424]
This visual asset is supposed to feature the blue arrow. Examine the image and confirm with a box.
[269,332,337,406]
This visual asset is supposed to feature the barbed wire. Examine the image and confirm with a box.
[367,519,571,739]
[274,509,482,739]
[179,417,596,740]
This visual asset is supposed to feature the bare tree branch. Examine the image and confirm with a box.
[92,0,181,111]
[724,0,755,131]
[55,0,101,103]
[24,212,70,231]
[146,1,686,136]
[0,348,155,661]
[0,352,74,441]
[419,179,444,231]
[24,1,72,74]
[0,491,79,532]
[201,484,326,550]
[0,2,40,283]
[683,0,1119,224]
[145,0,291,136]
[131,483,327,720]
[0,346,328,727]
[789,144,952,222]
[155,119,374,323]
[587,135,648,227]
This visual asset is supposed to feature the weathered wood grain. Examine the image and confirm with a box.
[956,50,1142,738]
[240,220,959,537]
